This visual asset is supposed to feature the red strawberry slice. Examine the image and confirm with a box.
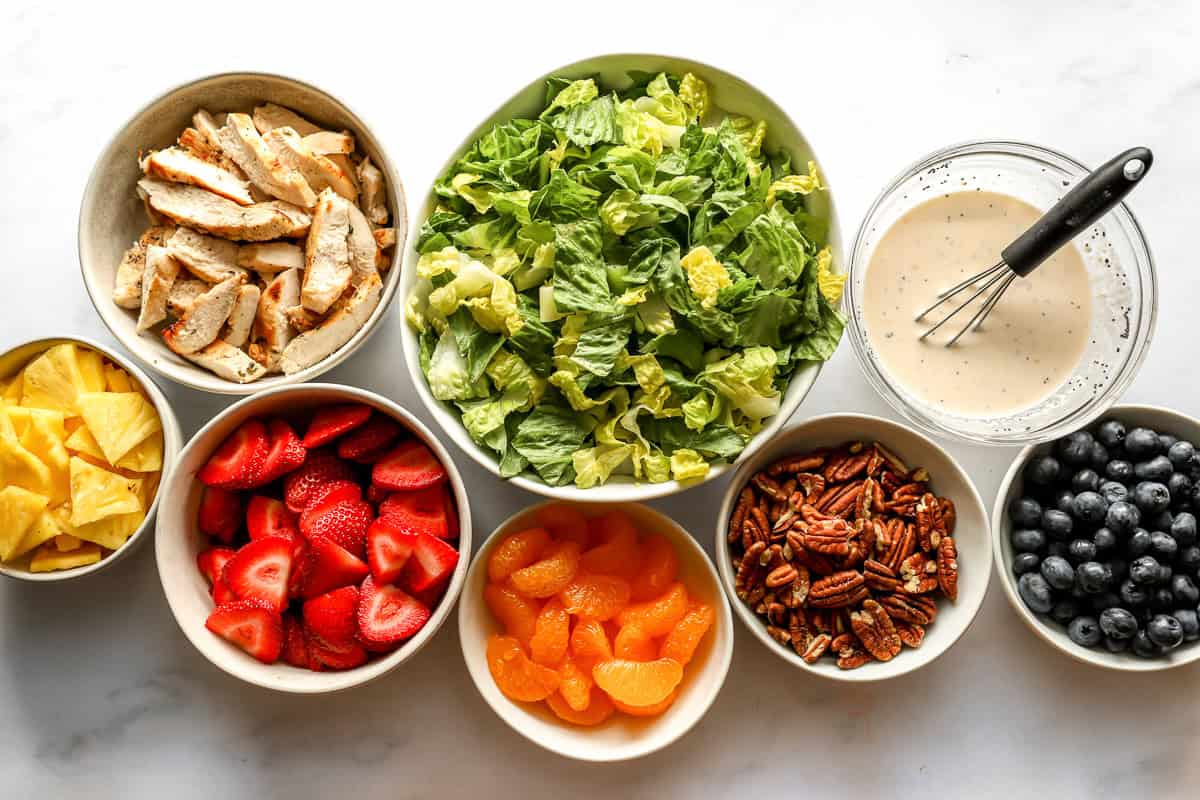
[300,536,369,598]
[281,613,310,668]
[212,579,238,605]
[378,485,451,539]
[299,498,372,558]
[251,419,307,487]
[308,633,368,671]
[246,496,299,542]
[411,582,447,609]
[372,441,446,491]
[336,414,403,461]
[198,419,270,489]
[287,537,310,599]
[302,586,359,645]
[366,484,389,504]
[303,479,362,513]
[197,547,237,585]
[197,487,241,543]
[357,575,431,647]
[302,404,372,448]
[221,536,294,612]
[283,450,355,513]
[366,518,417,585]
[205,601,283,664]
[403,533,460,593]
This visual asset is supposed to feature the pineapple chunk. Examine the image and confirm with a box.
[2,373,22,405]
[30,541,102,572]
[18,415,69,506]
[76,348,106,393]
[10,508,67,559]
[115,430,163,472]
[5,406,67,440]
[55,533,83,552]
[75,392,160,465]
[0,485,50,561]
[58,506,143,550]
[0,432,54,500]
[20,343,87,414]
[103,365,133,393]
[64,424,106,460]
[68,456,142,526]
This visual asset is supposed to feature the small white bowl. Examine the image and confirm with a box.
[156,383,470,693]
[400,53,842,503]
[992,404,1200,671]
[459,501,733,761]
[716,413,991,681]
[79,71,408,395]
[0,335,182,582]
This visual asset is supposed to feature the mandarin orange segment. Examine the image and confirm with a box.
[536,504,590,546]
[570,618,613,663]
[557,656,595,712]
[613,623,658,661]
[488,527,551,582]
[592,657,683,707]
[615,582,689,637]
[484,583,540,647]
[612,688,678,717]
[559,573,631,621]
[546,686,614,726]
[529,598,570,666]
[487,634,561,702]
[659,603,715,665]
[508,540,581,598]
[630,534,679,601]
[579,518,641,579]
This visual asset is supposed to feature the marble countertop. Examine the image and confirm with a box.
[2,1,1198,796]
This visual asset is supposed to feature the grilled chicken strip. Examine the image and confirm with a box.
[162,274,244,355]
[136,245,181,332]
[303,131,354,155]
[263,127,357,202]
[138,178,311,241]
[280,273,382,374]
[373,228,396,250]
[142,147,254,205]
[112,226,175,309]
[357,157,388,225]
[166,278,209,316]
[237,241,304,273]
[345,200,379,285]
[184,340,267,384]
[216,113,316,208]
[252,105,358,194]
[167,227,247,283]
[301,189,352,314]
[255,268,301,371]
[222,284,261,348]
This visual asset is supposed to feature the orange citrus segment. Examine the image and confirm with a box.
[535,504,590,546]
[546,687,614,726]
[557,656,596,712]
[529,597,570,666]
[580,513,642,579]
[487,634,560,702]
[615,582,689,637]
[613,623,658,661]
[592,657,683,707]
[484,583,540,647]
[659,603,715,666]
[488,527,551,582]
[612,688,678,717]
[508,540,581,598]
[630,534,679,601]
[570,618,613,664]
[559,573,631,621]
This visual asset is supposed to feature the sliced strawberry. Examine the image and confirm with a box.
[366,518,417,585]
[287,537,310,599]
[378,486,450,539]
[251,419,307,487]
[197,487,241,543]
[205,601,283,664]
[212,579,238,606]
[372,440,446,491]
[303,479,362,513]
[308,633,368,671]
[336,414,403,461]
[403,533,460,593]
[302,586,359,645]
[299,498,372,558]
[281,613,310,668]
[366,484,389,504]
[302,404,372,448]
[221,536,294,612]
[246,496,299,542]
[197,547,237,585]
[300,536,370,598]
[356,575,431,648]
[283,450,355,513]
[198,419,270,489]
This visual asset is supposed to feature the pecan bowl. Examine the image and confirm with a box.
[715,414,991,681]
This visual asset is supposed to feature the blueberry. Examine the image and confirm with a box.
[1067,615,1103,647]
[1150,588,1176,612]
[1105,501,1141,535]
[1171,575,1200,606]
[1125,427,1163,460]
[1168,441,1196,468]
[1131,629,1163,658]
[1040,555,1075,590]
[1147,614,1184,649]
[1057,431,1095,467]
[1160,434,1180,451]
[1046,541,1070,559]
[1008,496,1043,528]
[1089,442,1111,472]
[1135,456,1174,482]
[1130,555,1162,585]
[1068,539,1097,563]
[1104,635,1132,653]
[1072,469,1101,494]
[1158,564,1175,584]
[1053,489,1076,514]
[1099,481,1129,505]
[1106,460,1134,482]
[1011,528,1047,554]
[1120,578,1149,607]
[1149,531,1178,561]
[1076,561,1111,593]
[1126,529,1152,557]
[1093,527,1117,553]
[1133,481,1172,514]
[1096,419,1127,449]
[1099,607,1139,639]
[1072,492,1108,524]
[1011,552,1041,576]
[1018,573,1054,613]
[1108,557,1129,582]
[1025,455,1063,486]
[1175,609,1200,642]
[1168,473,1194,506]
[1041,510,1074,540]
[1171,512,1198,546]
[1089,591,1122,612]
[1050,598,1081,624]
[1147,510,1174,533]
[1178,545,1200,573]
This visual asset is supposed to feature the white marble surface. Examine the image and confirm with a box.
[2,1,1199,796]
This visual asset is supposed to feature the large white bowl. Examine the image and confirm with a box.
[79,71,408,395]
[156,384,470,693]
[0,335,182,582]
[992,404,1200,671]
[400,53,842,503]
[716,413,991,681]
[459,501,734,761]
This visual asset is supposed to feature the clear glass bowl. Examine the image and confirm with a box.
[846,140,1157,445]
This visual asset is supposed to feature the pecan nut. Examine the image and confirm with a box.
[895,621,925,648]
[900,552,939,594]
[863,559,901,592]
[937,536,959,602]
[879,593,938,625]
[766,564,799,589]
[801,633,831,663]
[849,599,902,662]
[767,454,826,476]
[808,570,868,608]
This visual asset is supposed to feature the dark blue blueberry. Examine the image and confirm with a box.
[1075,561,1111,593]
[1067,539,1097,564]
[1130,555,1162,585]
[1171,512,1197,546]
[1050,598,1081,625]
[1147,510,1174,533]
[1108,557,1129,582]
[1025,455,1063,486]
[1039,556,1075,590]
[1160,434,1179,449]
[1057,431,1095,467]
[1089,442,1111,472]
[1105,501,1140,535]
[1018,573,1054,613]
[1158,564,1174,584]
[1135,456,1174,483]
[1146,614,1184,649]
[1131,629,1163,658]
[1053,489,1076,514]
[1149,531,1178,561]
[1104,635,1131,653]
[1011,528,1046,554]
[1092,527,1117,553]
[1073,491,1108,524]
[1041,510,1074,540]
[1008,496,1043,528]
[1089,591,1122,612]
[1099,607,1139,639]
[1150,588,1176,612]
[1072,469,1101,494]
[1120,578,1149,607]
[1168,441,1196,468]
[1096,419,1127,449]
[1171,575,1200,607]
[1125,427,1163,460]
[1174,609,1200,642]
[1133,481,1172,514]
[1178,545,1200,573]
[1126,529,1152,557]
[1106,460,1134,482]
[1099,481,1129,505]
[1067,615,1103,647]
[1011,552,1041,576]
[1168,473,1194,506]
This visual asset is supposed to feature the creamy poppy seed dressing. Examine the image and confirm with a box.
[862,191,1092,416]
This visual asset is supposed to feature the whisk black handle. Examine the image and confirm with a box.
[1002,146,1153,277]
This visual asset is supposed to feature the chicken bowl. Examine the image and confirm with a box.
[79,72,407,395]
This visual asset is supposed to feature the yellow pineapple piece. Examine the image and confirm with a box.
[0,485,49,561]
[2,373,22,405]
[5,406,67,440]
[103,365,133,393]
[68,456,142,526]
[64,424,106,460]
[75,392,160,465]
[30,541,102,572]
[76,348,106,393]
[0,432,54,499]
[115,430,163,472]
[18,415,69,506]
[20,344,87,414]
[55,533,83,552]
[10,508,67,559]
[57,506,143,550]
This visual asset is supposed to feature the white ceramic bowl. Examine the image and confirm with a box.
[79,71,408,395]
[716,413,991,681]
[992,404,1200,671]
[400,53,842,503]
[0,335,182,582]
[459,501,733,761]
[156,383,470,693]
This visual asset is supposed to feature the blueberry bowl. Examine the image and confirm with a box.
[992,404,1200,671]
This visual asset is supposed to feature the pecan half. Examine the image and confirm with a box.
[863,559,901,592]
[827,451,870,483]
[900,552,939,594]
[882,521,917,572]
[735,541,767,596]
[879,593,938,625]
[895,621,925,648]
[937,536,959,601]
[939,496,957,535]
[915,493,940,551]
[805,519,853,557]
[766,625,791,647]
[801,633,831,663]
[788,609,812,653]
[808,570,868,608]
[729,487,754,543]
[752,473,788,502]
[850,599,902,662]
[766,564,799,589]
[834,640,872,670]
[767,454,826,476]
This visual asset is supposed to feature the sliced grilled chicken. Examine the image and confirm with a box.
[167,227,247,283]
[303,131,354,155]
[252,103,320,136]
[373,228,397,250]
[237,241,304,273]
[184,339,267,383]
[163,274,244,355]
[345,200,379,285]
[136,245,181,332]
[189,111,269,201]
[357,157,389,225]
[222,284,261,347]
[301,189,352,314]
[193,109,226,149]
[142,147,254,205]
[178,127,221,160]
[285,304,323,332]
[166,278,209,316]
[280,272,382,374]
[263,127,357,202]
[138,178,311,241]
[216,113,316,208]
[255,268,301,371]
[112,226,175,309]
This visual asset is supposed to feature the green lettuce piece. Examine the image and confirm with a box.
[451,173,494,214]
[428,328,484,401]
[730,116,767,159]
[512,406,592,486]
[643,416,744,458]
[573,444,633,489]
[643,451,671,483]
[681,390,720,432]
[530,169,601,223]
[678,73,709,121]
[635,293,675,335]
[570,316,632,377]
[680,245,732,308]
[643,329,703,372]
[427,257,523,337]
[791,292,846,362]
[487,349,545,406]
[552,219,615,314]
[416,210,470,253]
[554,95,620,148]
[699,346,781,422]
[460,383,531,447]
[492,189,533,224]
[448,310,503,383]
[542,79,598,117]
[669,449,710,481]
[767,160,824,207]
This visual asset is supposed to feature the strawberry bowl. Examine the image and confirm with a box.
[156,383,470,692]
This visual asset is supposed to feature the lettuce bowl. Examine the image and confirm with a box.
[399,53,842,501]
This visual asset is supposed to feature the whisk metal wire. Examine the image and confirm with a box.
[914,261,1016,346]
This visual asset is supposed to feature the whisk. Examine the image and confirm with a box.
[915,146,1153,346]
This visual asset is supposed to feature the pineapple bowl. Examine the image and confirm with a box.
[0,337,181,581]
